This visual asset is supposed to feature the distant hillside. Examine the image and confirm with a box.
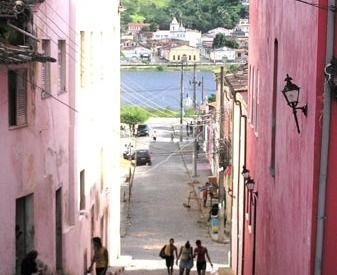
[121,0,248,33]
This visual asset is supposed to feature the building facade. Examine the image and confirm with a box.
[244,0,337,274]
[153,17,201,47]
[0,0,121,274]
[166,45,200,63]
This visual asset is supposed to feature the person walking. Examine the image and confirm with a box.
[21,250,39,275]
[176,241,193,275]
[194,240,213,275]
[152,130,157,141]
[87,237,109,275]
[161,238,178,275]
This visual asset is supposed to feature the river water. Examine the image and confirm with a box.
[121,70,216,110]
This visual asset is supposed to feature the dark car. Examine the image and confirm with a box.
[136,124,150,137]
[135,149,152,166]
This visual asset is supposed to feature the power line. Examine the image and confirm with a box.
[43,0,78,35]
[294,0,337,12]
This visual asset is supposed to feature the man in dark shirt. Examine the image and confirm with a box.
[21,250,38,275]
[194,240,213,275]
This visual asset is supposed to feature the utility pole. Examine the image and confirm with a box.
[180,59,185,142]
[192,122,198,177]
[218,66,225,242]
[201,76,204,104]
[193,63,197,110]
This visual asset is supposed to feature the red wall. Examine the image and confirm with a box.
[245,0,327,274]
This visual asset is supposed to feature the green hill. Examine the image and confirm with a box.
[121,0,248,33]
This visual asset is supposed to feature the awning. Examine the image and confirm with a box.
[0,43,56,64]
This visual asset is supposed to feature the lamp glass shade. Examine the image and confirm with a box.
[246,179,255,191]
[283,88,299,106]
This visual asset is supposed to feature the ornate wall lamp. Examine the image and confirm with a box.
[241,165,250,180]
[282,74,308,134]
[241,166,256,191]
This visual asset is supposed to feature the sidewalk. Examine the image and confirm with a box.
[178,137,228,244]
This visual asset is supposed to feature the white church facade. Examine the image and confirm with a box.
[153,17,201,47]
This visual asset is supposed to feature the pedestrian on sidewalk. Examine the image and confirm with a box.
[161,238,178,275]
[176,241,194,275]
[186,123,189,137]
[152,130,157,141]
[21,250,40,275]
[194,240,213,275]
[87,237,109,275]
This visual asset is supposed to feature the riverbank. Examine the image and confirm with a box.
[121,63,240,73]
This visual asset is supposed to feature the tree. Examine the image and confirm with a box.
[121,105,150,135]
[213,33,227,49]
[207,94,216,103]
[213,33,239,49]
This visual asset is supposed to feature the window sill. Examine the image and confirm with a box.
[9,124,28,130]
[57,89,67,95]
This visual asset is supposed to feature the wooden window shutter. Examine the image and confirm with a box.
[16,69,27,126]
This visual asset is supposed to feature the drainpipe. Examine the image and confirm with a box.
[314,1,335,274]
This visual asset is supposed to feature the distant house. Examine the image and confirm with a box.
[121,38,137,49]
[208,27,234,37]
[166,45,200,63]
[209,47,236,62]
[128,22,150,35]
[201,34,214,48]
[234,19,249,37]
[122,47,152,62]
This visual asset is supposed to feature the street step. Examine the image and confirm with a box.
[107,266,124,275]
[218,267,235,275]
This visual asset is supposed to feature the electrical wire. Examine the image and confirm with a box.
[294,0,337,11]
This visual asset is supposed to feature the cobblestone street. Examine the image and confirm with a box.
[120,118,229,274]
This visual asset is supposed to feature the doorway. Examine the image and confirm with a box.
[16,194,34,275]
[56,188,63,272]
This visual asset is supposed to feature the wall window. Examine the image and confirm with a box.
[193,55,196,61]
[100,148,104,191]
[8,69,27,127]
[80,170,86,210]
[57,40,66,93]
[89,32,94,84]
[41,39,51,98]
[270,39,278,176]
[178,55,180,60]
[173,55,176,61]
[80,31,85,88]
[189,55,191,60]
[249,67,255,124]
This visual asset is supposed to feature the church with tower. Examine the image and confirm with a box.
[153,17,201,47]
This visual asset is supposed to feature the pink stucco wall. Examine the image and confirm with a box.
[245,0,326,274]
[0,1,118,274]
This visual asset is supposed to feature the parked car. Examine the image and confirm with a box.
[136,124,150,137]
[135,149,152,166]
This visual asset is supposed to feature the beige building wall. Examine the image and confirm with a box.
[168,45,200,63]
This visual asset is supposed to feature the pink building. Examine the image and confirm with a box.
[0,1,121,274]
[244,0,337,274]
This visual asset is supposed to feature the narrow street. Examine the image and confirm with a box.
[121,118,228,274]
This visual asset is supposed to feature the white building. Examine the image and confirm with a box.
[153,17,201,47]
[74,0,121,271]
[208,27,234,37]
[236,19,249,36]
[122,47,152,61]
[210,47,236,62]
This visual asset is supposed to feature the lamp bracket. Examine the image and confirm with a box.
[295,104,308,116]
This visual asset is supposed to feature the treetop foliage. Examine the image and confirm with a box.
[121,0,248,33]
